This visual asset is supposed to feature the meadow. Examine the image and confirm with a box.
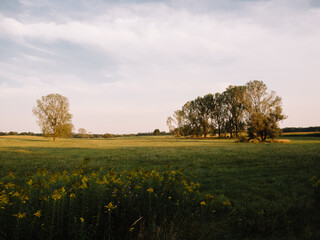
[0,135,320,239]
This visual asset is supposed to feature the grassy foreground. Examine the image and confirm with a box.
[0,135,320,239]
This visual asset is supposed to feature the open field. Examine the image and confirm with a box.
[0,135,320,239]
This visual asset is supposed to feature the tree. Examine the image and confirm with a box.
[244,80,286,142]
[78,128,88,138]
[166,117,175,135]
[172,109,185,136]
[223,85,246,138]
[211,93,227,138]
[153,129,160,135]
[33,94,73,141]
[192,95,213,138]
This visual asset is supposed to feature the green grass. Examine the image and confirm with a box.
[1,135,320,239]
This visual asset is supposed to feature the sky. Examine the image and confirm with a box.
[0,0,319,134]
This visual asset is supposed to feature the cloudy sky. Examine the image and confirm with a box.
[0,0,319,134]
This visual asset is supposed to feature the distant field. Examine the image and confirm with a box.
[282,131,320,134]
[0,135,320,239]
[281,131,320,137]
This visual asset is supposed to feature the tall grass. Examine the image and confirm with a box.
[0,159,232,239]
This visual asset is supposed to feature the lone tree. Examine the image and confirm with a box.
[153,129,161,135]
[78,128,88,138]
[33,94,73,141]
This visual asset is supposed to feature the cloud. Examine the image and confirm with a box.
[0,0,320,132]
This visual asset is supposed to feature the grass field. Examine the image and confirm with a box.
[0,135,320,239]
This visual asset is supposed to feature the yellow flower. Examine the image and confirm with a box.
[70,193,76,198]
[52,190,62,201]
[5,182,15,189]
[168,196,172,200]
[50,176,56,183]
[27,179,33,186]
[205,194,215,200]
[82,176,88,184]
[80,217,85,223]
[33,210,41,218]
[200,201,206,206]
[223,200,231,206]
[147,187,154,193]
[13,212,26,219]
[0,193,9,206]
[80,182,88,189]
[105,202,116,212]
[134,185,142,189]
[8,172,15,178]
[185,185,193,192]
[20,194,29,203]
[12,192,20,197]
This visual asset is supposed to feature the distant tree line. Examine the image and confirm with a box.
[137,129,171,136]
[0,132,42,136]
[282,126,320,133]
[0,130,170,138]
[167,80,286,142]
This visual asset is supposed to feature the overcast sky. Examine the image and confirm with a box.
[0,0,319,134]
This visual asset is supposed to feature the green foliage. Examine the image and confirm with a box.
[247,112,282,141]
[224,85,246,138]
[77,128,88,138]
[33,94,74,141]
[0,160,230,239]
[153,129,160,135]
[244,81,286,142]
[167,80,286,141]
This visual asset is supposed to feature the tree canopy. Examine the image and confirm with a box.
[33,94,74,141]
[167,80,286,142]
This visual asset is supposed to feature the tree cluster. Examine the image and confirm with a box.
[167,80,286,142]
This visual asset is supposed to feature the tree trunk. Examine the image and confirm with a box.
[53,125,56,141]
[235,123,239,137]
[203,124,207,138]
